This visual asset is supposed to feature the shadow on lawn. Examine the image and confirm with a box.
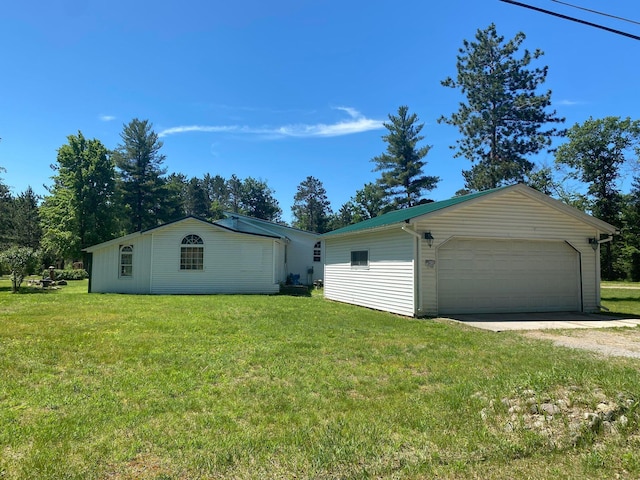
[277,285,312,297]
[0,285,60,294]
[605,296,640,303]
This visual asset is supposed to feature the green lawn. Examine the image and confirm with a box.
[601,281,640,316]
[1,279,639,479]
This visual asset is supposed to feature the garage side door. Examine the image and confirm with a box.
[437,238,580,314]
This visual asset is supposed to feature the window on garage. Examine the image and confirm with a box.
[350,250,369,268]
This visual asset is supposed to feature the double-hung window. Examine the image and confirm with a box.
[180,234,204,270]
[120,245,133,277]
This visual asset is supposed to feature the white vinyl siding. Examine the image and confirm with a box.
[149,219,279,294]
[324,187,609,317]
[229,217,321,284]
[87,218,282,295]
[415,189,602,315]
[89,235,152,294]
[324,228,415,316]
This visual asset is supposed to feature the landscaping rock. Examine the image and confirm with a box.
[540,403,560,415]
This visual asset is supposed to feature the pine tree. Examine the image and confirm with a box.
[440,24,564,191]
[372,106,439,208]
[114,119,168,232]
[13,186,42,249]
[291,176,332,233]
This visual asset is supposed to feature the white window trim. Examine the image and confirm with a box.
[180,234,205,271]
[350,249,370,270]
[119,245,133,278]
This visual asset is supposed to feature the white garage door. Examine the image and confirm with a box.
[438,238,581,314]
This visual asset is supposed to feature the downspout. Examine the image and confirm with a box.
[401,225,422,316]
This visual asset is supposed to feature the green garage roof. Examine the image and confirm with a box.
[324,186,509,236]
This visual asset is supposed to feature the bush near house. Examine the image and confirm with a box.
[0,279,639,479]
[40,268,89,281]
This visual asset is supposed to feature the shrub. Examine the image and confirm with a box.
[42,268,89,281]
[1,246,40,293]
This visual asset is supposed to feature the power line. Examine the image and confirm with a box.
[499,0,640,41]
[551,0,640,27]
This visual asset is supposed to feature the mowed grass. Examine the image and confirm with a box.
[601,281,640,316]
[1,280,640,479]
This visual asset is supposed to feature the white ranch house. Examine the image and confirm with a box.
[322,184,617,317]
[84,213,323,294]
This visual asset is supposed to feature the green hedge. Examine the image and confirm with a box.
[42,269,89,281]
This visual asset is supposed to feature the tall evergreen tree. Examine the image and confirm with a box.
[40,132,117,260]
[227,174,243,214]
[372,106,439,208]
[291,176,332,233]
[329,201,357,231]
[13,186,42,249]
[203,174,229,220]
[185,176,211,218]
[440,23,564,191]
[114,119,168,232]
[0,168,13,246]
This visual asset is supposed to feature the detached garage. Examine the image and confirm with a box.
[323,184,617,317]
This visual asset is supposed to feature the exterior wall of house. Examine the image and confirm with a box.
[218,215,323,285]
[148,219,280,294]
[89,235,153,294]
[283,230,323,285]
[243,219,322,285]
[413,189,604,316]
[323,227,416,316]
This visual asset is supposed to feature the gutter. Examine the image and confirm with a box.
[597,235,614,245]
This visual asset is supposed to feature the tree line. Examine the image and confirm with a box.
[1,23,640,283]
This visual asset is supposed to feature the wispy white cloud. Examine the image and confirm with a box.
[158,125,240,137]
[557,99,584,106]
[99,114,116,121]
[158,107,384,139]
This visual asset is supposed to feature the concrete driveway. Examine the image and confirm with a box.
[441,312,640,332]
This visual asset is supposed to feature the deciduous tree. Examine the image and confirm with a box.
[240,177,282,222]
[555,117,640,224]
[40,132,117,260]
[0,246,40,293]
[555,116,640,279]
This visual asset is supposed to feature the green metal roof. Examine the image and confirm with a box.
[323,186,510,237]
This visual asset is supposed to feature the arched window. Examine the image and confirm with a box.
[180,234,204,270]
[120,245,133,277]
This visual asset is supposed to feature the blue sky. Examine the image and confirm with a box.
[1,0,639,222]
